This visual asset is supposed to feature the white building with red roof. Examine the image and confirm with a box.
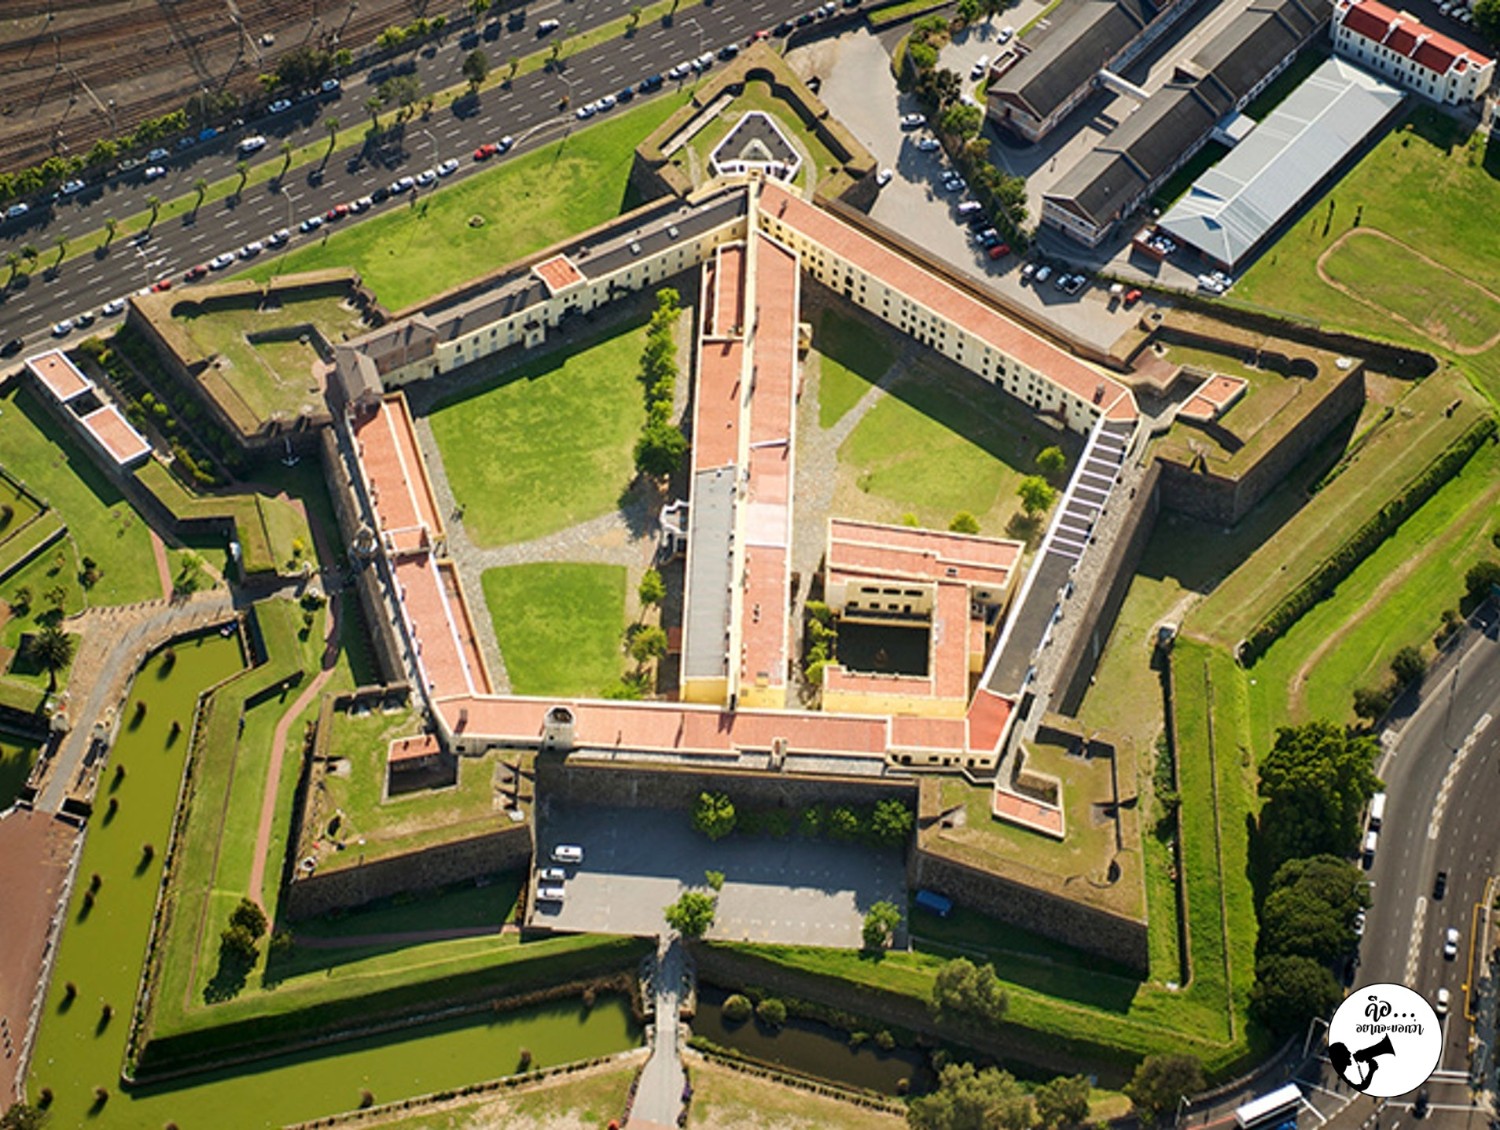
[1332,0,1494,103]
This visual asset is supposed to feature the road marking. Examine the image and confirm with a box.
[1428,713,1488,839]
[1405,895,1427,985]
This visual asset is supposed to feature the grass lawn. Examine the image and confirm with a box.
[1234,105,1500,399]
[1245,438,1500,743]
[0,475,43,549]
[242,91,692,311]
[428,318,648,547]
[686,1057,907,1129]
[836,364,1077,535]
[0,384,158,606]
[293,880,521,941]
[356,1059,642,1130]
[482,563,628,697]
[815,308,896,429]
[171,292,366,422]
[1188,367,1488,649]
[0,728,41,809]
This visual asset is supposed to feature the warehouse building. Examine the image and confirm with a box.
[1155,56,1405,270]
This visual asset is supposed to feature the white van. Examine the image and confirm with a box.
[1368,791,1386,831]
[1363,829,1379,861]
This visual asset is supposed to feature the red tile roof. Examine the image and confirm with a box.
[758,182,1137,423]
[1340,0,1493,72]
[533,254,585,294]
[353,394,445,549]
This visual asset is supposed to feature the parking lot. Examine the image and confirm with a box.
[531,802,908,947]
[798,29,1144,354]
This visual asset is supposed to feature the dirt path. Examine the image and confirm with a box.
[1315,227,1500,356]
[149,528,173,600]
[248,591,341,910]
[1285,470,1500,717]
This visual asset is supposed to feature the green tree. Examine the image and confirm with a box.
[868,797,914,846]
[1036,1075,1093,1130]
[220,922,259,962]
[628,624,668,665]
[144,195,160,229]
[755,997,787,1026]
[1125,1055,1204,1123]
[909,1063,1035,1130]
[32,624,74,691]
[862,899,902,950]
[1258,720,1381,869]
[1036,445,1067,480]
[956,0,984,23]
[470,0,492,13]
[1250,953,1343,1035]
[691,791,736,840]
[230,897,268,939]
[365,96,384,128]
[948,511,980,535]
[1390,644,1427,687]
[1258,854,1368,962]
[628,3,644,29]
[462,48,490,92]
[930,957,1008,1025]
[190,177,209,218]
[233,160,249,197]
[507,55,520,83]
[664,890,717,937]
[1352,683,1394,723]
[323,116,340,155]
[704,869,724,891]
[1475,0,1500,43]
[1017,475,1056,517]
[939,101,982,139]
[20,244,39,270]
[1467,558,1500,602]
[638,567,666,608]
[102,217,118,247]
[4,251,19,287]
[722,992,752,1021]
[634,421,687,478]
[0,1101,46,1130]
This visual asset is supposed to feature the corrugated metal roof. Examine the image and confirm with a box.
[1156,57,1403,267]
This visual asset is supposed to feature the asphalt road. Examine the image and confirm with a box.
[0,0,836,348]
[1358,604,1500,1074]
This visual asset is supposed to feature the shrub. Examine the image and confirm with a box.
[755,998,787,1027]
[722,993,753,1022]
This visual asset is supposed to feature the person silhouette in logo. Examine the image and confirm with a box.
[1328,1036,1396,1093]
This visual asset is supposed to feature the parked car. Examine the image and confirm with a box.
[150,277,173,292]
[639,74,665,92]
[617,86,635,103]
[143,165,167,181]
[915,137,941,152]
[552,844,584,864]
[101,298,126,316]
[497,135,514,151]
[437,157,460,176]
[597,94,617,111]
[900,113,926,129]
[987,242,1010,260]
[576,103,596,119]
[415,168,437,186]
[59,178,87,196]
[210,252,236,269]
[51,320,73,337]
[3,202,29,221]
[147,147,171,162]
[74,310,95,328]
[352,196,373,212]
[1034,264,1052,284]
[876,167,893,187]
[184,264,209,281]
[1123,287,1143,307]
[237,240,264,258]
[474,142,499,160]
[970,55,990,80]
[392,175,416,193]
[536,884,566,902]
[719,43,740,60]
[998,25,1015,41]
[238,135,268,154]
[538,866,567,882]
[268,98,293,114]
[537,18,561,32]
[321,77,341,94]
[0,338,24,357]
[267,228,290,246]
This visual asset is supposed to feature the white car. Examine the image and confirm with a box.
[598,93,618,110]
[497,135,514,151]
[321,77,341,93]
[436,158,460,177]
[916,137,941,153]
[1444,927,1460,960]
[1435,987,1450,1016]
[552,844,584,864]
[392,175,415,193]
[1353,910,1366,937]
[900,113,926,129]
[538,866,567,882]
[60,179,86,196]
[667,63,690,80]
[268,98,293,114]
[970,55,990,80]
[998,25,1014,41]
[538,17,561,32]
[536,884,566,902]
[267,228,290,246]
[51,320,73,337]
[237,240,264,259]
[238,135,268,155]
[5,202,29,220]
[209,253,235,269]
[1034,265,1052,284]
[876,168,893,187]
[143,165,166,181]
[415,168,437,187]
[101,298,126,316]
[351,196,373,212]
[576,103,596,119]
[299,215,323,233]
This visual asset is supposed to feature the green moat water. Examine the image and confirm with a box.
[27,631,640,1128]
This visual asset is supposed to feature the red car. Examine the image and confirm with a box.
[324,202,350,221]
[749,28,771,41]
[1123,287,1143,308]
[150,278,173,292]
[184,264,208,281]
[474,142,499,160]
[987,243,1010,260]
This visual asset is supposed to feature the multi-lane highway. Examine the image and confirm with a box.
[0,0,836,348]
[1357,605,1500,1076]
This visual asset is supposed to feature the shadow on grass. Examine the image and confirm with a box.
[203,944,254,1004]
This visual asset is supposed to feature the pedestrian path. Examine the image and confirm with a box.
[628,935,689,1130]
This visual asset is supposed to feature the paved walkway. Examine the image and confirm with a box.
[629,935,688,1130]
[37,589,237,813]
[248,589,341,909]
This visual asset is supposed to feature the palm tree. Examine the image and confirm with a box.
[4,251,20,288]
[234,160,249,197]
[144,196,160,230]
[103,217,117,247]
[365,96,383,130]
[20,243,39,270]
[32,624,75,692]
[507,55,519,84]
[279,139,294,177]
[323,116,340,154]
[191,178,208,217]
[53,236,68,269]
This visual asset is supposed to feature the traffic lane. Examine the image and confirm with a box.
[0,19,776,338]
[0,0,810,256]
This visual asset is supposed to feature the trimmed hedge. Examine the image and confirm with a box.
[1241,415,1497,662]
[134,459,279,576]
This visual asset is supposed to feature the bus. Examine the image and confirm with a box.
[1234,1084,1302,1130]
